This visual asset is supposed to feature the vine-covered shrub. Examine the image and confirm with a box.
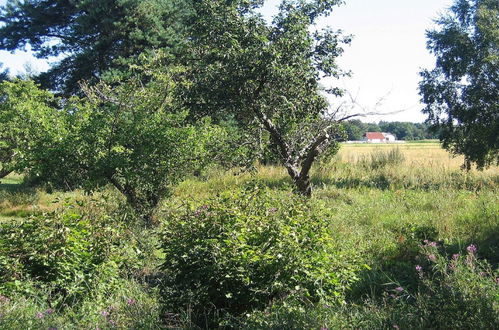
[159,185,364,326]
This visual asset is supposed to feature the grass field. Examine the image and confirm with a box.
[1,141,498,328]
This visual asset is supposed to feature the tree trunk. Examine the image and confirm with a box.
[107,175,157,227]
[0,169,12,180]
[294,174,312,197]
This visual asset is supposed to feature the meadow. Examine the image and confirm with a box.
[1,142,498,329]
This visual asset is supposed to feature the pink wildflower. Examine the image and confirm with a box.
[466,244,477,254]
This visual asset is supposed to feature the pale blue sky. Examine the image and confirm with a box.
[0,0,454,122]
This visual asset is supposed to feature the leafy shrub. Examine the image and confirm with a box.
[159,185,364,327]
[239,242,499,329]
[0,200,147,307]
[360,148,405,170]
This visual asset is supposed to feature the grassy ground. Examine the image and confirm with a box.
[1,142,498,328]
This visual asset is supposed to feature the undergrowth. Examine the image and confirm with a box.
[0,145,497,329]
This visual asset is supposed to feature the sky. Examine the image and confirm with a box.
[0,0,455,122]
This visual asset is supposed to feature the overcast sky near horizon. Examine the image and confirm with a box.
[0,0,454,122]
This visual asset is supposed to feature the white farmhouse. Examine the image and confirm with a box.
[364,132,397,143]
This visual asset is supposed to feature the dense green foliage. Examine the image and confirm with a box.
[0,195,160,307]
[1,153,497,328]
[243,243,498,329]
[0,0,190,93]
[0,79,61,179]
[175,0,352,195]
[0,63,227,223]
[420,0,499,169]
[160,186,364,326]
[0,0,497,328]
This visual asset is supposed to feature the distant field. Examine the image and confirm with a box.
[339,141,499,175]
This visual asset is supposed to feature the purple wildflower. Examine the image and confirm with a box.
[452,253,460,260]
[466,244,477,254]
[415,265,422,272]
[100,310,109,317]
[127,298,137,306]
[393,325,400,329]
[428,241,438,247]
[45,308,54,315]
[428,254,437,262]
[36,312,44,319]
[395,287,404,292]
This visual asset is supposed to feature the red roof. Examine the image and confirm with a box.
[365,132,385,140]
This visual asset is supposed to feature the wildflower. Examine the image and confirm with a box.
[466,244,477,254]
[395,287,404,292]
[415,265,422,272]
[393,325,400,329]
[452,253,460,260]
[100,310,109,317]
[36,312,44,319]
[45,308,54,315]
[428,254,437,262]
[127,298,137,306]
[428,241,438,247]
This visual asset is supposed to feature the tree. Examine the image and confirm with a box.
[0,79,59,179]
[419,0,498,169]
[181,0,351,196]
[1,60,222,224]
[0,0,190,94]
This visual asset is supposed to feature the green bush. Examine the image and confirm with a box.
[240,241,499,329]
[0,200,147,307]
[159,185,365,327]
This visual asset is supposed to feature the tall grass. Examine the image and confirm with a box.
[1,142,498,328]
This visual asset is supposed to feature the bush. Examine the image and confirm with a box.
[0,199,148,307]
[239,241,499,329]
[159,185,365,327]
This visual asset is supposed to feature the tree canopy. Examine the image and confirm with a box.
[0,0,190,94]
[419,0,498,169]
[179,0,350,195]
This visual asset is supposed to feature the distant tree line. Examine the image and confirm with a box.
[341,120,440,141]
